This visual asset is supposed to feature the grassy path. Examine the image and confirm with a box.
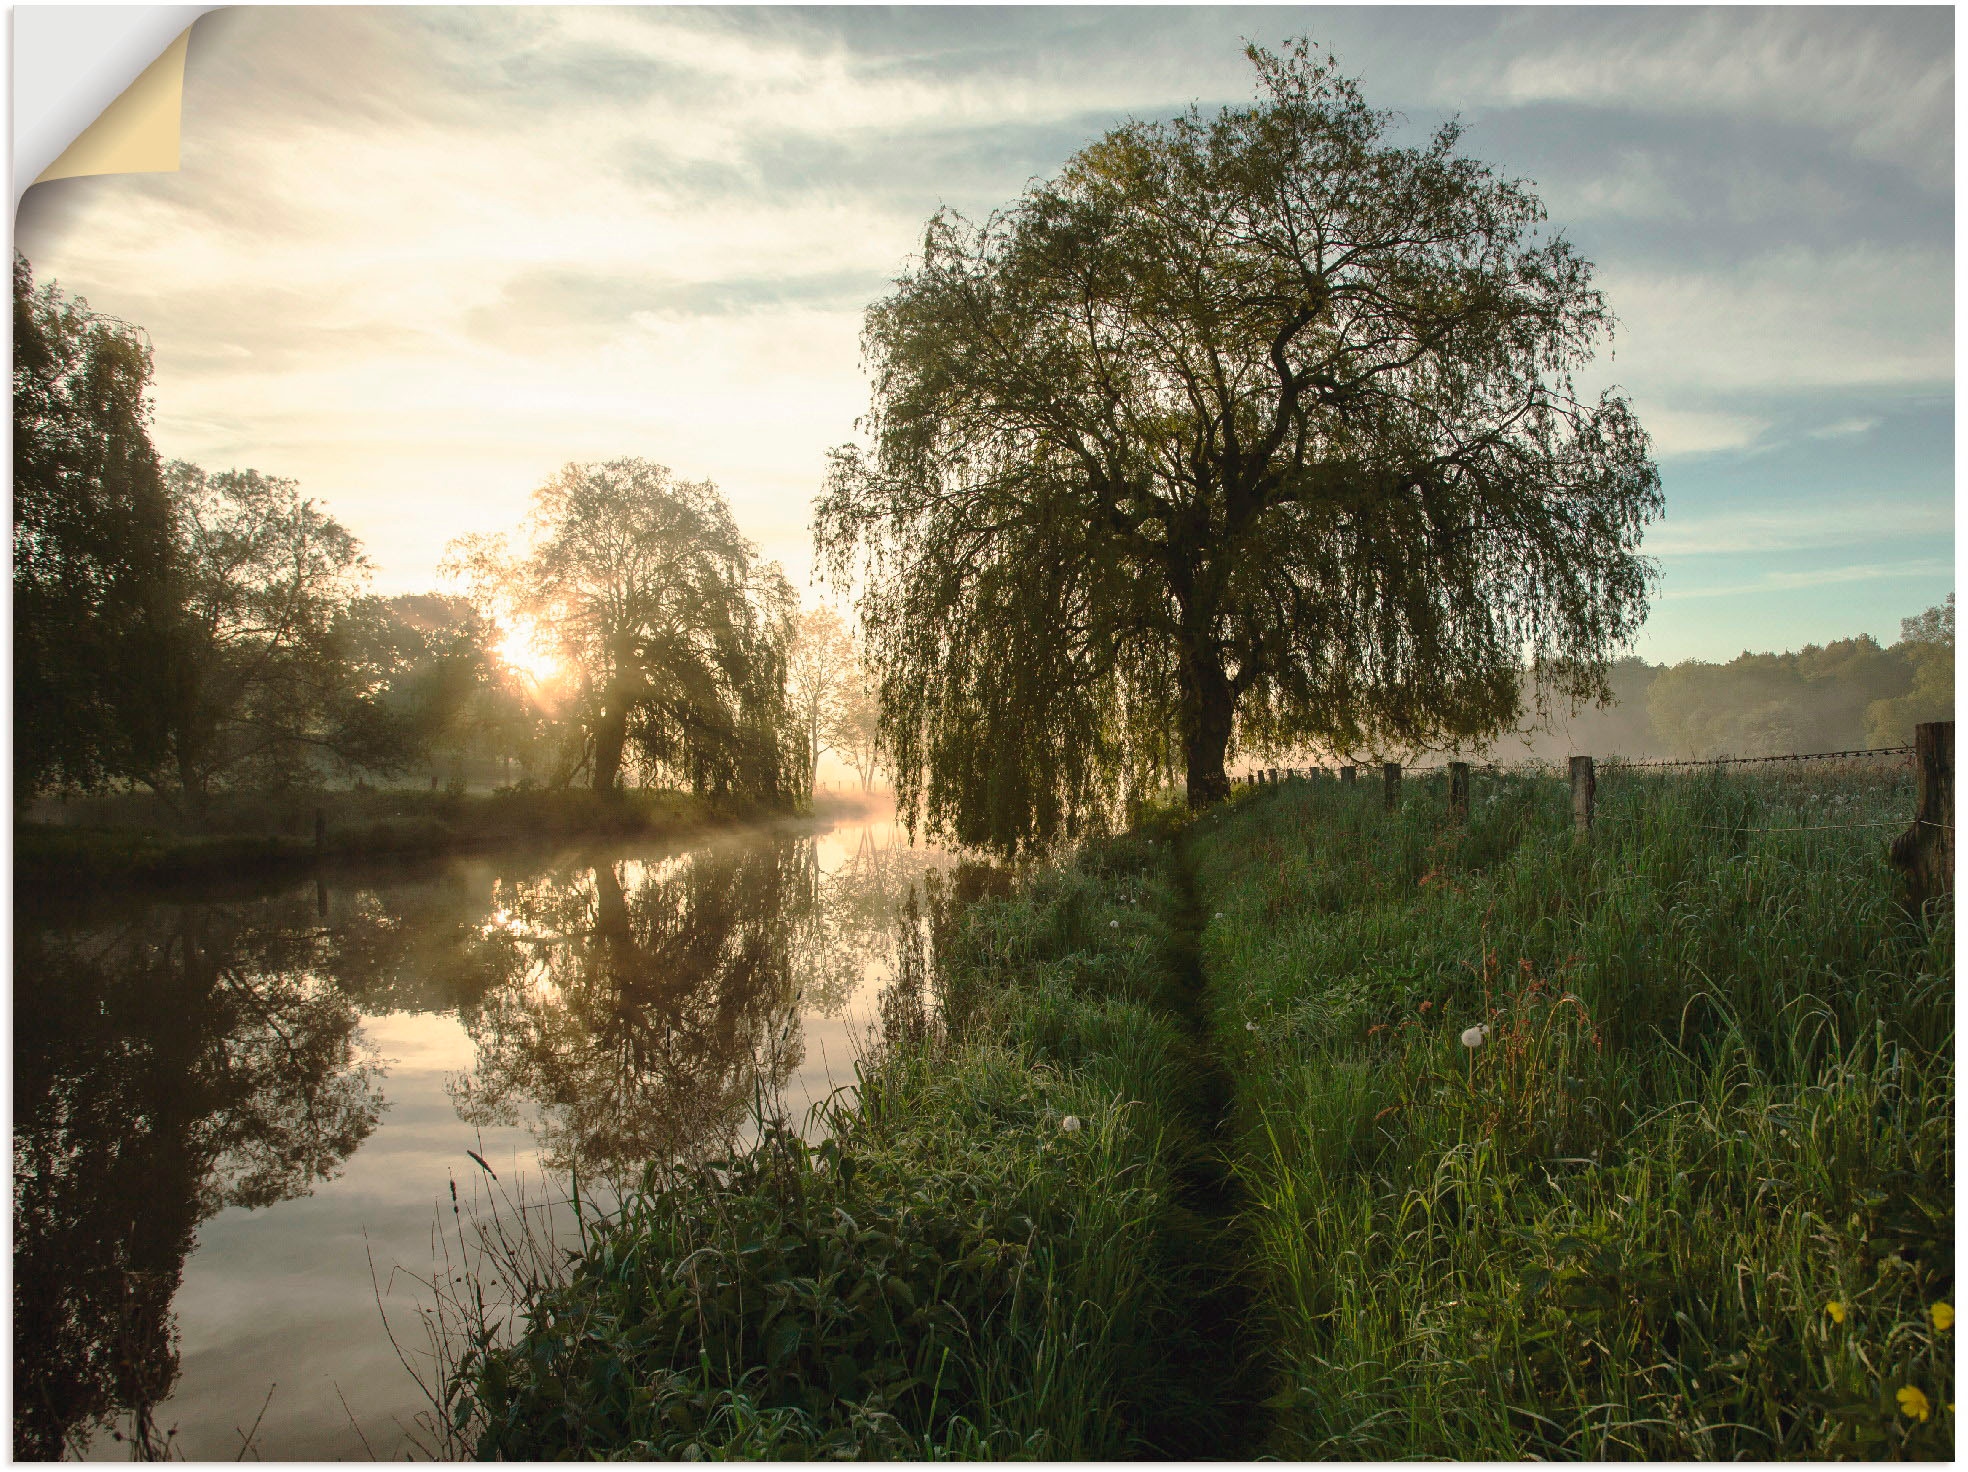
[1141,842,1273,1457]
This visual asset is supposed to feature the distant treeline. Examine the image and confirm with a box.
[15,255,846,819]
[1476,598,1954,764]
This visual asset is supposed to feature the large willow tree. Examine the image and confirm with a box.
[816,42,1661,854]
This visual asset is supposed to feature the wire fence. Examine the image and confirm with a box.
[1241,744,1916,783]
[1232,744,1937,837]
[1605,745,1916,771]
[1233,724,1953,903]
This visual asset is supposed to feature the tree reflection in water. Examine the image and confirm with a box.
[799,824,948,1024]
[447,827,954,1177]
[11,821,958,1459]
[13,897,384,1460]
[449,842,811,1177]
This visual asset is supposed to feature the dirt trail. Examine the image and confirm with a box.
[1138,837,1274,1459]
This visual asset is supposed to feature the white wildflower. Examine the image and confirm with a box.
[1460,1024,1489,1049]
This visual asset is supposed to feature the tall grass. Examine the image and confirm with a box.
[1189,763,1953,1458]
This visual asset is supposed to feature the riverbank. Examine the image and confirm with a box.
[447,814,1268,1458]
[447,761,1952,1458]
[15,787,883,892]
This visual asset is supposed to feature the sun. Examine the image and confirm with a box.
[495,618,560,683]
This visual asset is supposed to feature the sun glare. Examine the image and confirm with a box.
[496,619,560,683]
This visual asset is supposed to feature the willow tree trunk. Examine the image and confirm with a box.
[1181,648,1235,809]
[592,692,629,793]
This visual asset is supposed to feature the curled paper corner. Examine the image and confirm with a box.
[34,25,194,186]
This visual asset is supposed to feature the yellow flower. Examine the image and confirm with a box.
[1825,1300,1846,1324]
[1897,1386,1931,1422]
[1930,1302,1953,1332]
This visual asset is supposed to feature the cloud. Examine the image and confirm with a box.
[1637,407,1770,458]
[12,5,1953,661]
[1587,245,1952,396]
[1660,557,1956,601]
[1645,500,1953,557]
[1456,102,1948,269]
[1808,416,1883,441]
[1460,8,1952,189]
[461,266,885,354]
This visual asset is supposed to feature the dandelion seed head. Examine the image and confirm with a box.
[1460,1024,1488,1049]
[1060,1115,1083,1134]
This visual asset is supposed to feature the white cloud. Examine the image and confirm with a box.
[1646,501,1953,558]
[1636,407,1770,458]
[1808,416,1883,441]
[1587,246,1952,397]
[1660,557,1956,600]
[1463,8,1951,188]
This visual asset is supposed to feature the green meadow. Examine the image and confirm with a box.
[450,759,1952,1459]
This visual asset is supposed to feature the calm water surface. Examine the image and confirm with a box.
[15,811,952,1460]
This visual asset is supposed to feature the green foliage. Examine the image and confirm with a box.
[1647,634,1920,759]
[1472,601,1956,764]
[155,462,398,805]
[1868,595,1955,748]
[337,592,550,785]
[1190,764,1953,1458]
[785,604,861,798]
[13,252,178,801]
[818,39,1659,851]
[452,831,1235,1459]
[12,255,591,810]
[448,459,799,800]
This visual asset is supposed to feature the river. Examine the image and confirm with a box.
[14,809,954,1460]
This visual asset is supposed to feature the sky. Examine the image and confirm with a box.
[14,4,1955,665]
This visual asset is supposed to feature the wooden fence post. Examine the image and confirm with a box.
[1891,721,1953,908]
[1383,762,1401,810]
[1570,755,1595,836]
[1340,765,1356,785]
[1448,761,1469,823]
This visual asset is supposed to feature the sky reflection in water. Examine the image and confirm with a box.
[14,813,951,1460]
